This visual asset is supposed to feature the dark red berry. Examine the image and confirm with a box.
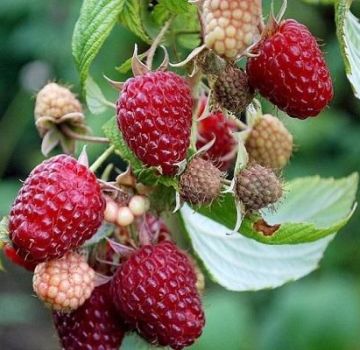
[197,111,238,171]
[111,241,205,350]
[116,71,193,175]
[3,244,37,271]
[53,283,125,350]
[9,155,105,262]
[247,19,333,119]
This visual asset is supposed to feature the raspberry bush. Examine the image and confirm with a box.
[0,0,359,349]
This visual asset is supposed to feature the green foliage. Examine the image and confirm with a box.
[180,174,358,291]
[152,0,194,25]
[118,0,150,43]
[335,0,360,99]
[72,0,126,88]
[196,174,358,245]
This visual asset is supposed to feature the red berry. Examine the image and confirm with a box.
[3,244,37,271]
[9,155,105,262]
[53,283,125,350]
[247,19,333,119]
[111,241,205,349]
[197,111,238,171]
[116,71,193,175]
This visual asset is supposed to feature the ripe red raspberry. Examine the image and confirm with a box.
[3,244,37,271]
[117,71,193,175]
[9,155,105,262]
[247,19,333,119]
[53,283,125,350]
[111,241,205,349]
[197,111,238,171]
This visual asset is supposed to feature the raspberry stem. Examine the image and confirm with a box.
[59,124,109,144]
[89,145,115,173]
[146,18,174,69]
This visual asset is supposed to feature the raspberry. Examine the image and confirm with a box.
[203,0,262,58]
[33,252,95,311]
[196,111,238,171]
[53,283,125,350]
[111,241,205,349]
[3,244,37,271]
[245,114,293,170]
[235,164,283,211]
[117,71,193,175]
[180,158,222,205]
[247,19,333,119]
[9,155,105,262]
[35,83,82,136]
[213,65,254,114]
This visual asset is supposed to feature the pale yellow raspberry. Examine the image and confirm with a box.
[203,0,262,58]
[35,82,82,120]
[33,252,95,312]
[245,115,293,170]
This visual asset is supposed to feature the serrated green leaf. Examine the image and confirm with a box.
[118,0,150,43]
[152,0,191,25]
[72,0,126,88]
[180,174,358,291]
[335,0,360,100]
[102,117,178,189]
[196,174,358,245]
[85,76,113,115]
[180,204,336,291]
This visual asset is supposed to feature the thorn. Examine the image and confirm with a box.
[173,191,182,213]
[106,238,135,257]
[132,44,151,76]
[78,146,89,167]
[170,44,207,68]
[222,177,235,194]
[194,137,216,156]
[157,46,170,71]
[175,159,188,175]
[94,273,113,287]
[103,75,124,90]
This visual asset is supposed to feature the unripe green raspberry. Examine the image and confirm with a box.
[235,164,283,211]
[35,83,82,134]
[214,65,254,114]
[33,252,95,312]
[202,0,262,58]
[180,158,222,205]
[246,115,293,170]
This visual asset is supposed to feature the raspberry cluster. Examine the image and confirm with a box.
[1,1,337,349]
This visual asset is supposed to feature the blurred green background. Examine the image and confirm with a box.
[1,1,360,349]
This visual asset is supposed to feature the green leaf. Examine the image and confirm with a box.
[152,0,192,25]
[196,174,358,245]
[85,76,113,115]
[180,174,358,291]
[72,0,126,88]
[335,0,360,99]
[118,0,150,43]
[102,117,178,189]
